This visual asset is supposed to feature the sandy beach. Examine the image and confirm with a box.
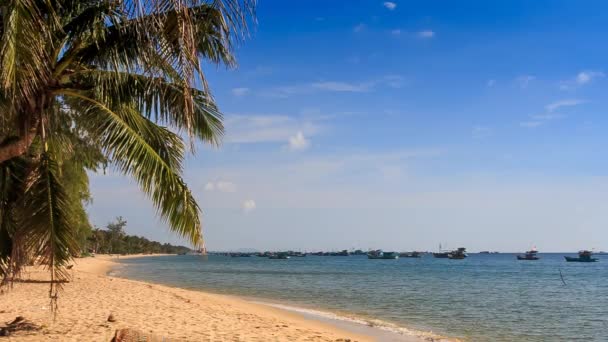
[0,255,409,341]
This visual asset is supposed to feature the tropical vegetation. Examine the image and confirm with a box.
[89,217,191,255]
[0,0,254,302]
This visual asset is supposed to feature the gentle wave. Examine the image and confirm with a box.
[251,300,459,342]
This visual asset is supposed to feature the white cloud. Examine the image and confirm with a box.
[205,180,237,193]
[353,23,366,33]
[576,71,604,85]
[231,87,250,96]
[559,70,604,90]
[516,75,535,88]
[288,131,310,151]
[487,79,496,87]
[417,30,435,38]
[242,199,256,213]
[545,99,585,112]
[383,2,397,10]
[224,114,321,144]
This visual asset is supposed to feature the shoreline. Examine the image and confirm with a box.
[0,254,452,341]
[110,255,457,342]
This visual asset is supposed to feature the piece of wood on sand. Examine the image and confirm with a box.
[111,328,177,342]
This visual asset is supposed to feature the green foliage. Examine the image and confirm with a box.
[0,0,254,297]
[90,217,191,255]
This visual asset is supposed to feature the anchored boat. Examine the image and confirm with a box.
[399,251,421,258]
[565,250,598,262]
[448,247,467,259]
[367,250,399,259]
[517,249,539,260]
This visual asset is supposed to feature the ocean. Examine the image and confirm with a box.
[112,253,608,341]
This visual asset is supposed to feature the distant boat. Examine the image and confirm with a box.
[433,243,450,258]
[597,251,608,255]
[399,251,421,258]
[269,252,290,259]
[565,250,598,262]
[367,250,399,259]
[517,249,539,260]
[433,252,450,258]
[479,251,490,254]
[329,249,350,256]
[230,252,251,257]
[448,247,467,259]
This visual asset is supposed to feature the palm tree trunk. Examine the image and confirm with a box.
[0,120,39,163]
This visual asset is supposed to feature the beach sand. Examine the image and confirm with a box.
[0,255,430,341]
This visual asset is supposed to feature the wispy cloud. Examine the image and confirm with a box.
[205,181,237,193]
[576,70,604,85]
[417,30,435,38]
[559,70,604,90]
[487,79,496,87]
[224,114,322,145]
[353,23,366,33]
[383,2,397,10]
[242,199,256,213]
[288,131,310,151]
[260,75,404,98]
[545,99,586,112]
[516,75,535,88]
[312,81,372,92]
[521,99,585,129]
[391,29,402,36]
[231,87,250,96]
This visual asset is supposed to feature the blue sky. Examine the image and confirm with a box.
[89,0,608,252]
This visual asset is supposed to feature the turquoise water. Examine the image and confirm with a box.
[115,254,608,341]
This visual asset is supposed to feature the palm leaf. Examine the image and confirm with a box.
[21,152,79,305]
[64,69,223,145]
[0,157,27,284]
[59,89,202,245]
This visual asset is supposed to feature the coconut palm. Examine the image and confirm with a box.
[0,0,254,300]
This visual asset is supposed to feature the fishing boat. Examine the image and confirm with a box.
[433,243,450,258]
[448,247,467,259]
[399,251,421,258]
[230,252,251,257]
[433,252,450,258]
[330,249,350,256]
[564,250,598,262]
[269,252,290,259]
[517,249,539,260]
[367,250,399,259]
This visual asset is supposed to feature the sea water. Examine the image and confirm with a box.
[113,253,608,341]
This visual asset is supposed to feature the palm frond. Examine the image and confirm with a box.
[0,157,27,284]
[59,89,202,244]
[20,152,79,304]
[64,69,223,145]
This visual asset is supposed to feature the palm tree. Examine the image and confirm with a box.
[0,0,254,301]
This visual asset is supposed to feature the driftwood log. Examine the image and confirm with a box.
[111,328,176,342]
